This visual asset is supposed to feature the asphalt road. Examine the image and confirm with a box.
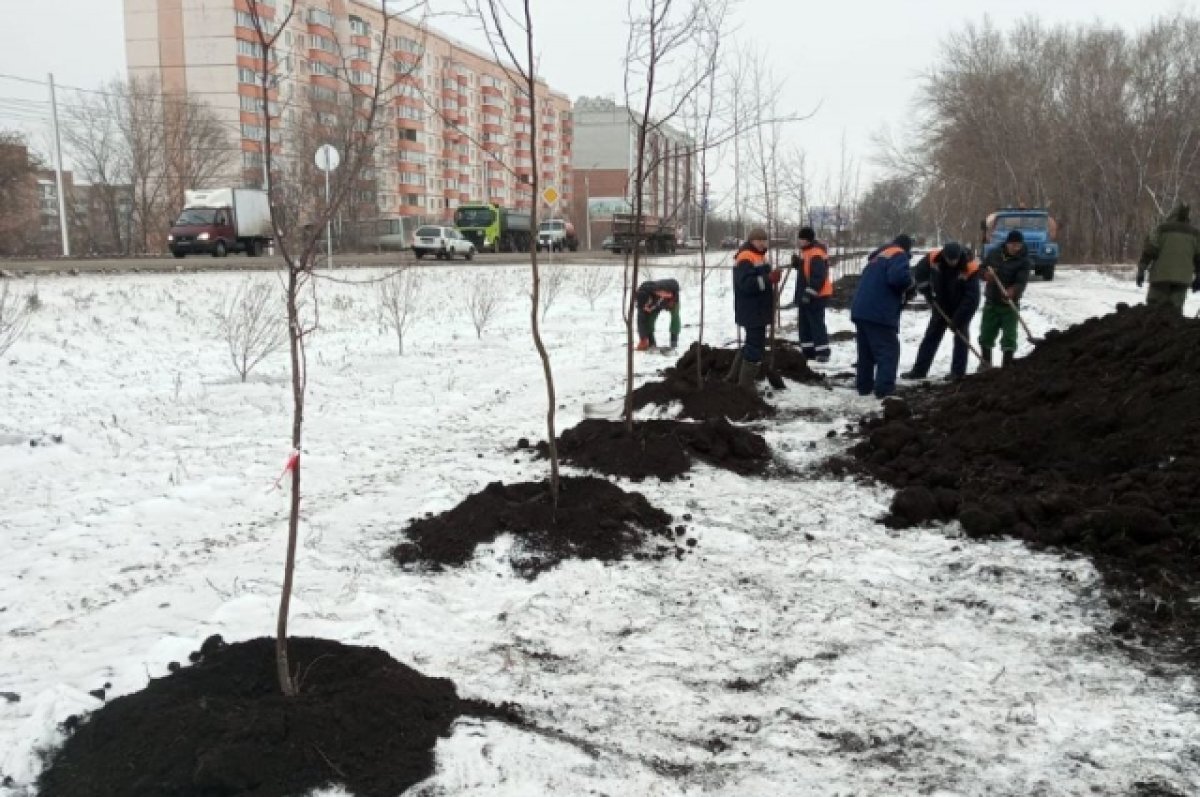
[0,249,663,277]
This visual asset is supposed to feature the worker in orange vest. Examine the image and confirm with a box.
[786,227,833,362]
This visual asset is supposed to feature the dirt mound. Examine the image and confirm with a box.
[548,418,772,481]
[832,304,1200,660]
[673,342,823,386]
[36,635,504,797]
[631,347,775,421]
[392,476,679,576]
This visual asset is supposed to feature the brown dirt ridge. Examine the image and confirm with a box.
[830,303,1200,663]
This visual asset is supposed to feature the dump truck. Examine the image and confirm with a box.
[981,207,1060,280]
[610,213,677,254]
[453,203,532,252]
[537,219,579,252]
[168,188,273,258]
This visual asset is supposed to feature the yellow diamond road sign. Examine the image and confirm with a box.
[542,186,559,205]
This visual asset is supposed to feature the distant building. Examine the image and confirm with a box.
[123,0,573,226]
[569,96,695,249]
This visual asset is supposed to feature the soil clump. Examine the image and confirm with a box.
[37,635,508,797]
[392,476,677,576]
[547,418,772,481]
[831,304,1200,663]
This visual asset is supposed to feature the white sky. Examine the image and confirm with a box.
[0,0,1193,210]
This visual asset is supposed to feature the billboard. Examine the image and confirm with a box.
[588,197,632,218]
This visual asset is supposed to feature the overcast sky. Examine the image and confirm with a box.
[0,0,1193,208]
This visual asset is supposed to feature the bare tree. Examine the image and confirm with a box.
[475,0,562,503]
[684,0,730,383]
[245,0,423,696]
[378,267,423,355]
[62,77,234,255]
[467,271,505,339]
[0,282,31,358]
[220,280,287,382]
[576,266,615,310]
[621,0,718,430]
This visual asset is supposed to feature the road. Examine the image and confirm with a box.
[0,249,668,277]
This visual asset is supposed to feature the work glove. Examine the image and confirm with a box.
[768,269,782,285]
[1006,286,1019,301]
[635,338,650,351]
[800,293,812,306]
[1192,275,1200,293]
[1136,269,1146,288]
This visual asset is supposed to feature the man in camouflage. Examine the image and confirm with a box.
[1138,203,1200,315]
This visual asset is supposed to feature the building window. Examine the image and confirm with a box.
[404,193,422,206]
[310,60,336,77]
[350,15,370,36]
[307,7,334,27]
[242,123,265,141]
[237,67,258,85]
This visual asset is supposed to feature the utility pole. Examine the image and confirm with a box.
[48,73,71,257]
[584,175,591,250]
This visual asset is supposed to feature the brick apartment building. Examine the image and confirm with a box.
[122,0,574,232]
[569,96,695,250]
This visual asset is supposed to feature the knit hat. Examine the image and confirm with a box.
[747,227,769,242]
[798,226,816,243]
[1005,229,1024,244]
[893,234,913,253]
[942,241,963,263]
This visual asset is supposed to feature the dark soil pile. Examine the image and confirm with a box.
[548,418,772,481]
[391,476,677,576]
[629,343,777,422]
[672,341,824,386]
[37,635,503,797]
[831,304,1200,660]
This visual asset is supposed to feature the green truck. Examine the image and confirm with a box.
[453,203,532,253]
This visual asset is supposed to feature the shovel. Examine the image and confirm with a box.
[928,296,989,366]
[985,264,1044,345]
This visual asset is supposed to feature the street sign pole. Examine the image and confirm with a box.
[314,144,341,268]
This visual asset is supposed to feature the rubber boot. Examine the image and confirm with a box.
[1002,350,1015,367]
[978,348,993,371]
[737,360,761,391]
[901,369,926,380]
[724,351,743,383]
[635,337,650,351]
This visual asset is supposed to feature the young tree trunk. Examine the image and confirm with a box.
[275,266,304,698]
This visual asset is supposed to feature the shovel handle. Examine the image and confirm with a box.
[985,264,1039,344]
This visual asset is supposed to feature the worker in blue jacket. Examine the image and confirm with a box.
[728,227,780,390]
[849,234,914,398]
[902,242,981,381]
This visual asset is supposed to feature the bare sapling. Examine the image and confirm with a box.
[539,262,568,321]
[577,266,614,310]
[246,0,424,695]
[378,267,423,355]
[468,272,504,339]
[477,0,561,503]
[0,281,31,358]
[220,280,287,382]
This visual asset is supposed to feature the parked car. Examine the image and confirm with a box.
[412,225,475,260]
[684,236,705,250]
[720,236,739,249]
[602,235,645,254]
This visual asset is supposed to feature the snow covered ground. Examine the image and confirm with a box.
[1,260,1197,796]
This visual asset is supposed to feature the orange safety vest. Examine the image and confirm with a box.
[929,247,980,279]
[643,289,677,312]
[735,247,766,267]
[873,245,906,261]
[800,244,833,297]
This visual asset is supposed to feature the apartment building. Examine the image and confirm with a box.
[123,0,574,227]
[569,96,695,249]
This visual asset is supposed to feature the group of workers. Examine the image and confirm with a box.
[633,205,1200,398]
